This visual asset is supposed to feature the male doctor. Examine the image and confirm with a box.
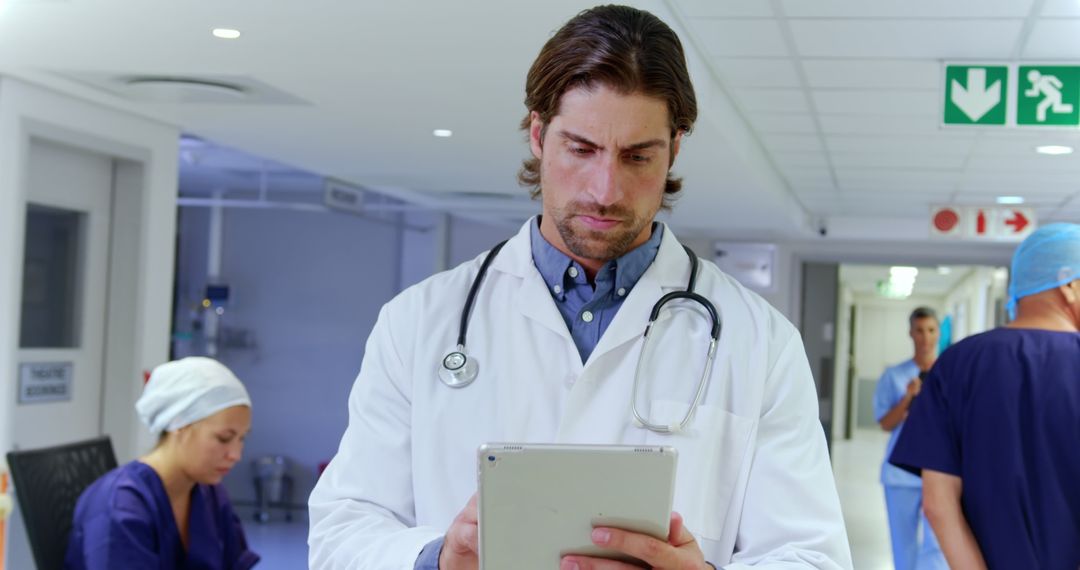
[309,5,851,569]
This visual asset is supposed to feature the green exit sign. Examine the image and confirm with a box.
[1017,66,1080,126]
[944,63,1080,128]
[944,65,1008,125]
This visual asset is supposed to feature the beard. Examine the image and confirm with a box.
[549,200,656,262]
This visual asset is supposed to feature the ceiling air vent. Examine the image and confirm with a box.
[122,76,247,103]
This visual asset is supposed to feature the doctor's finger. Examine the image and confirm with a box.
[590,527,679,568]
[559,555,647,570]
[668,512,697,547]
[461,493,479,522]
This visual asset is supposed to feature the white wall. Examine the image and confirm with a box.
[831,285,855,442]
[0,77,178,568]
[943,267,1006,342]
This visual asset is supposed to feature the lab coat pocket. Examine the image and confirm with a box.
[645,400,755,541]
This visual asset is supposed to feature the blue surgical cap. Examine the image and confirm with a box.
[1007,222,1080,319]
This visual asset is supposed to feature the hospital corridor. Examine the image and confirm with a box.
[2,1,1080,569]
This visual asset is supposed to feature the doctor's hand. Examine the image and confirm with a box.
[439,493,479,570]
[560,512,711,570]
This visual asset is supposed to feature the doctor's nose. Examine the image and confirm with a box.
[585,156,624,206]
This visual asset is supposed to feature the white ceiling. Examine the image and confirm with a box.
[2,0,1079,241]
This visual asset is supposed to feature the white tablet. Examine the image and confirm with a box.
[477,443,678,570]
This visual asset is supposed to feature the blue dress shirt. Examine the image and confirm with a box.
[529,219,662,363]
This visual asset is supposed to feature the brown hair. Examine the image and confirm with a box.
[909,307,939,328]
[518,5,698,207]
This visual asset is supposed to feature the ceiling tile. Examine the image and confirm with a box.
[972,136,1080,156]
[781,0,1033,18]
[831,152,967,169]
[1024,20,1080,58]
[836,169,962,191]
[747,112,818,134]
[690,20,789,57]
[1041,0,1080,17]
[837,196,938,217]
[789,20,1022,59]
[812,90,939,116]
[826,135,975,155]
[952,189,1073,203]
[966,155,1080,173]
[772,151,831,168]
[678,0,774,18]
[763,133,825,152]
[819,114,942,135]
[711,58,801,88]
[734,88,810,113]
[802,59,940,90]
[780,166,835,187]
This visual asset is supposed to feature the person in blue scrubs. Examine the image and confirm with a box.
[66,357,259,570]
[891,223,1080,569]
[872,307,947,570]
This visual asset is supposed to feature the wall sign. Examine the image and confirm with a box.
[18,362,73,404]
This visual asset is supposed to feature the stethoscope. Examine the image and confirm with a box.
[438,240,722,434]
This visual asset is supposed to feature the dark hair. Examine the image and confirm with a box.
[909,307,938,328]
[517,5,698,208]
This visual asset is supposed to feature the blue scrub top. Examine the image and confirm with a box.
[890,328,1080,569]
[872,358,923,488]
[66,461,259,570]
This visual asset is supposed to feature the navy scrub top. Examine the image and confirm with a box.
[890,327,1080,569]
[66,461,259,570]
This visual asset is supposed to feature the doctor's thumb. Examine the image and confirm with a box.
[668,511,695,546]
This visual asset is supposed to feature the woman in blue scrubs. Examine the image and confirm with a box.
[66,357,259,569]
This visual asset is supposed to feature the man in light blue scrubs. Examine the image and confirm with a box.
[872,307,947,570]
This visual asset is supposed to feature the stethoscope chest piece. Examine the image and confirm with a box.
[438,348,478,388]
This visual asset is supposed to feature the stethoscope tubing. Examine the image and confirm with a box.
[439,239,722,435]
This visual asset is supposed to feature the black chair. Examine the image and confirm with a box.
[6,436,118,570]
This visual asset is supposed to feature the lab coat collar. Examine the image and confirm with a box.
[490,217,693,366]
[586,224,693,365]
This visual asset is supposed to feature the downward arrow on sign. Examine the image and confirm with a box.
[952,68,1002,121]
[1005,211,1029,233]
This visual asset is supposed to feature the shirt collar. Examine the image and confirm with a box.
[529,217,663,296]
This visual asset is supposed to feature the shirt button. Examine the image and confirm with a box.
[617,287,626,296]
[553,285,562,294]
[568,267,579,278]
[582,310,594,323]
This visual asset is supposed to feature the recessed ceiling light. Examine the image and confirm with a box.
[433,129,453,138]
[1035,145,1073,155]
[996,196,1025,205]
[937,266,952,275]
[212,28,241,40]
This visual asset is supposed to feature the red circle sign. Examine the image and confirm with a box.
[934,209,959,232]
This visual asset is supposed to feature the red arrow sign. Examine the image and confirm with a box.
[1005,211,1029,233]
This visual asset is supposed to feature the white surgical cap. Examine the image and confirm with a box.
[1007,222,1080,319]
[136,357,251,435]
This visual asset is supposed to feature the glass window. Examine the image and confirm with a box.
[20,205,83,348]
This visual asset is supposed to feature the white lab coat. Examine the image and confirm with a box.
[309,220,852,569]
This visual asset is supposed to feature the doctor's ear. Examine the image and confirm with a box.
[528,112,545,160]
